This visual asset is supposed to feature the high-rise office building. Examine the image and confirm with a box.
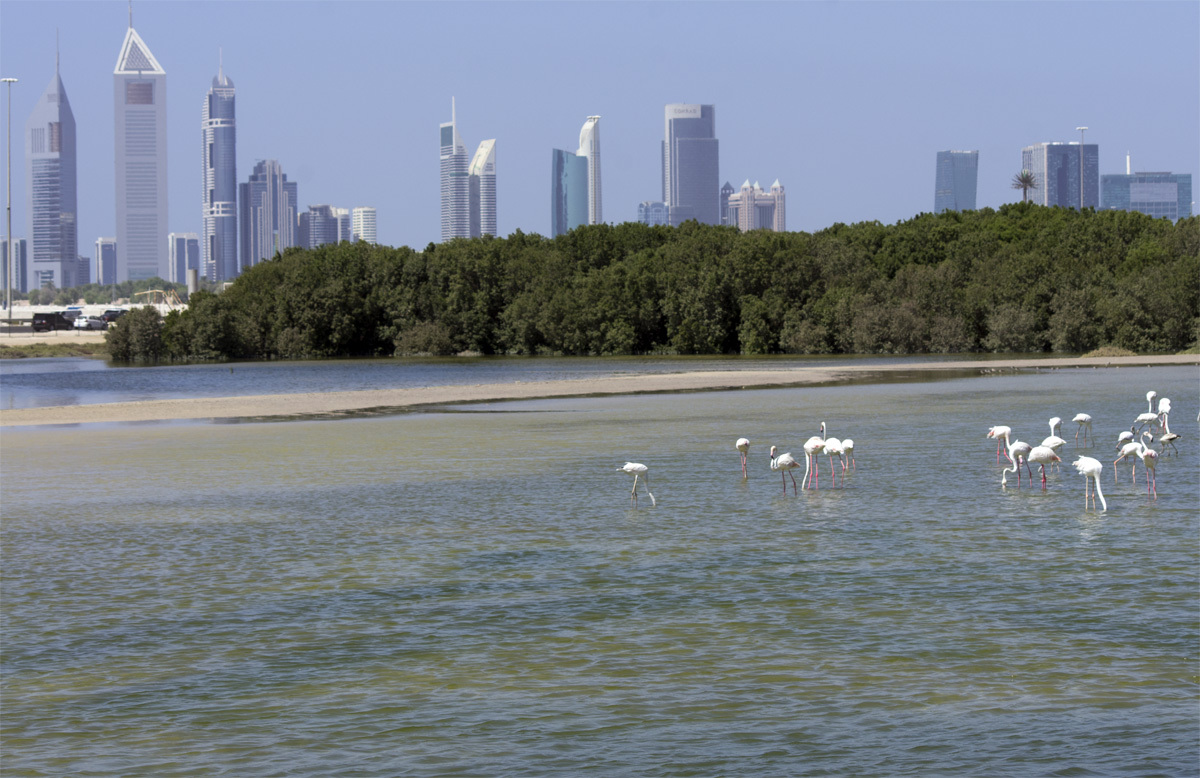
[1021,142,1099,209]
[239,160,298,268]
[578,116,602,225]
[934,150,979,213]
[168,232,200,284]
[551,149,588,237]
[1101,170,1192,220]
[637,201,670,227]
[2,238,29,294]
[719,182,735,226]
[202,58,237,282]
[351,207,377,244]
[440,100,470,241]
[663,104,719,226]
[298,205,342,249]
[334,208,352,243]
[469,139,497,238]
[114,19,168,281]
[724,180,786,232]
[26,53,77,289]
[95,237,117,286]
[75,255,91,286]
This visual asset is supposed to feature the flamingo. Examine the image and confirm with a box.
[735,438,750,478]
[1040,434,1066,472]
[1158,431,1181,456]
[1001,431,1034,486]
[819,422,844,487]
[986,425,1014,464]
[1136,431,1159,499]
[841,438,856,472]
[1134,390,1160,432]
[1026,445,1062,490]
[1073,413,1093,446]
[1115,426,1135,450]
[802,434,826,489]
[1072,456,1107,512]
[769,446,801,494]
[1157,398,1172,433]
[1049,416,1063,437]
[617,462,655,506]
[1113,440,1140,483]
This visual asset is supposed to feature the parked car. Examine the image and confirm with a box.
[99,309,127,323]
[62,308,85,322]
[74,315,108,331]
[31,312,73,332]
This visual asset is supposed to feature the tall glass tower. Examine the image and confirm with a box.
[202,58,237,282]
[25,52,77,289]
[469,139,496,238]
[440,99,470,241]
[239,160,298,269]
[934,150,978,213]
[578,116,602,225]
[550,149,587,237]
[1021,142,1099,209]
[663,104,719,226]
[114,20,168,281]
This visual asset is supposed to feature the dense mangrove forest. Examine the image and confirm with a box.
[107,203,1198,362]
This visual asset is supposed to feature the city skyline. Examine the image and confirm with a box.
[1,1,1196,258]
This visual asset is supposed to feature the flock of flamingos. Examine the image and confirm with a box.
[618,391,1182,512]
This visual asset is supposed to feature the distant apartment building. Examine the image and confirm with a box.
[298,205,350,249]
[637,201,670,227]
[1022,142,1099,209]
[95,238,117,286]
[724,180,786,232]
[26,56,77,289]
[114,20,168,281]
[663,104,719,226]
[351,207,377,244]
[719,182,735,226]
[1101,171,1192,220]
[202,60,238,282]
[239,159,298,268]
[551,149,587,236]
[2,238,29,294]
[934,150,978,212]
[75,255,91,286]
[168,232,200,284]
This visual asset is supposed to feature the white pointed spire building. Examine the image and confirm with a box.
[469,139,496,238]
[114,19,168,281]
[26,43,77,289]
[578,116,602,225]
[439,98,470,241]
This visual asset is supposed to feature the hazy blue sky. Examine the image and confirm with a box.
[2,1,1197,253]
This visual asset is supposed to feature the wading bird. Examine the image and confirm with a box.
[1040,434,1066,472]
[1158,431,1181,456]
[618,462,655,507]
[841,438,856,472]
[1026,445,1062,490]
[1073,413,1093,446]
[1072,456,1107,512]
[1136,431,1159,499]
[1116,426,1135,450]
[987,425,1014,464]
[1001,431,1034,486]
[819,422,845,486]
[735,438,750,478]
[1114,440,1141,483]
[802,433,826,489]
[770,446,801,495]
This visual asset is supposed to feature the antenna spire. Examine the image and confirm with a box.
[56,28,60,74]
[129,1,133,28]
[452,96,456,127]
[219,47,223,81]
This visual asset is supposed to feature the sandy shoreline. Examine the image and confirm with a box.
[2,354,1196,427]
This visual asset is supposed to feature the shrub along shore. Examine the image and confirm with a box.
[105,203,1197,363]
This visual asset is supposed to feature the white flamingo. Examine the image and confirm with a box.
[735,438,750,478]
[1073,413,1093,446]
[1001,431,1034,487]
[802,433,826,489]
[841,438,856,472]
[1136,431,1159,499]
[1134,390,1160,432]
[986,425,1014,464]
[1158,431,1181,456]
[769,446,801,495]
[1026,445,1062,490]
[1157,398,1172,433]
[1040,434,1067,472]
[1115,426,1135,449]
[1114,440,1141,483]
[819,422,845,487]
[1049,416,1062,437]
[1072,456,1107,512]
[617,462,655,506]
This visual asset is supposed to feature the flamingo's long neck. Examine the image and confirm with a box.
[1092,475,1106,511]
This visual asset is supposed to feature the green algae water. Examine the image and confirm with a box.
[2,365,1196,775]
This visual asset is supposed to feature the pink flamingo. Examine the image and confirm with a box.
[770,446,801,494]
[802,433,826,489]
[1026,445,1062,490]
[987,425,1014,464]
[735,438,750,478]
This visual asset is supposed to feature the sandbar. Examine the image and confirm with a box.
[2,354,1196,427]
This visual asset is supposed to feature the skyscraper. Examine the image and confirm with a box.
[934,150,979,213]
[663,104,719,226]
[168,232,199,284]
[239,159,298,268]
[95,237,117,286]
[1101,171,1192,220]
[439,99,470,241]
[351,207,377,244]
[551,149,587,237]
[578,116,602,225]
[297,205,342,249]
[1021,142,1099,209]
[114,18,168,281]
[25,52,77,289]
[636,201,670,227]
[724,180,786,232]
[469,139,497,238]
[202,57,237,282]
[2,238,29,294]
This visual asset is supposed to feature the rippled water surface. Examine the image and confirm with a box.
[2,364,1197,775]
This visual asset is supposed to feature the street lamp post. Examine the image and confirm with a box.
[1075,126,1088,210]
[2,77,17,314]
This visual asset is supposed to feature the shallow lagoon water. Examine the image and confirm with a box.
[1,364,1196,775]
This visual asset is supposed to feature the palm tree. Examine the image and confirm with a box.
[1011,170,1037,202]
